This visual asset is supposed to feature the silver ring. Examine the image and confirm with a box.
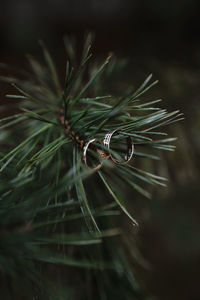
[103,128,134,164]
[82,138,103,171]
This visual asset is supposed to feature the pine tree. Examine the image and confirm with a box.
[0,34,183,299]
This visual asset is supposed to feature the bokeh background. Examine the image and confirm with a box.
[0,1,200,299]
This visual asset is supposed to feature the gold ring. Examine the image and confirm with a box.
[82,138,103,171]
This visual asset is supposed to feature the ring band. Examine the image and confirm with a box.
[82,138,103,171]
[103,129,134,164]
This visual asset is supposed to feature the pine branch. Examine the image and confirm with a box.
[0,35,182,299]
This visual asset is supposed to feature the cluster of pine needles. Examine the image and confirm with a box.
[0,34,183,299]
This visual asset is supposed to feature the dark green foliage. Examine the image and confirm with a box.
[0,34,182,299]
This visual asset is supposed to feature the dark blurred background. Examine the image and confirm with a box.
[0,1,200,299]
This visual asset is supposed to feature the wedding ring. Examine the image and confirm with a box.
[103,129,134,164]
[82,138,103,171]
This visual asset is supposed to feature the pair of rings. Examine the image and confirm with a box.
[82,128,134,171]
